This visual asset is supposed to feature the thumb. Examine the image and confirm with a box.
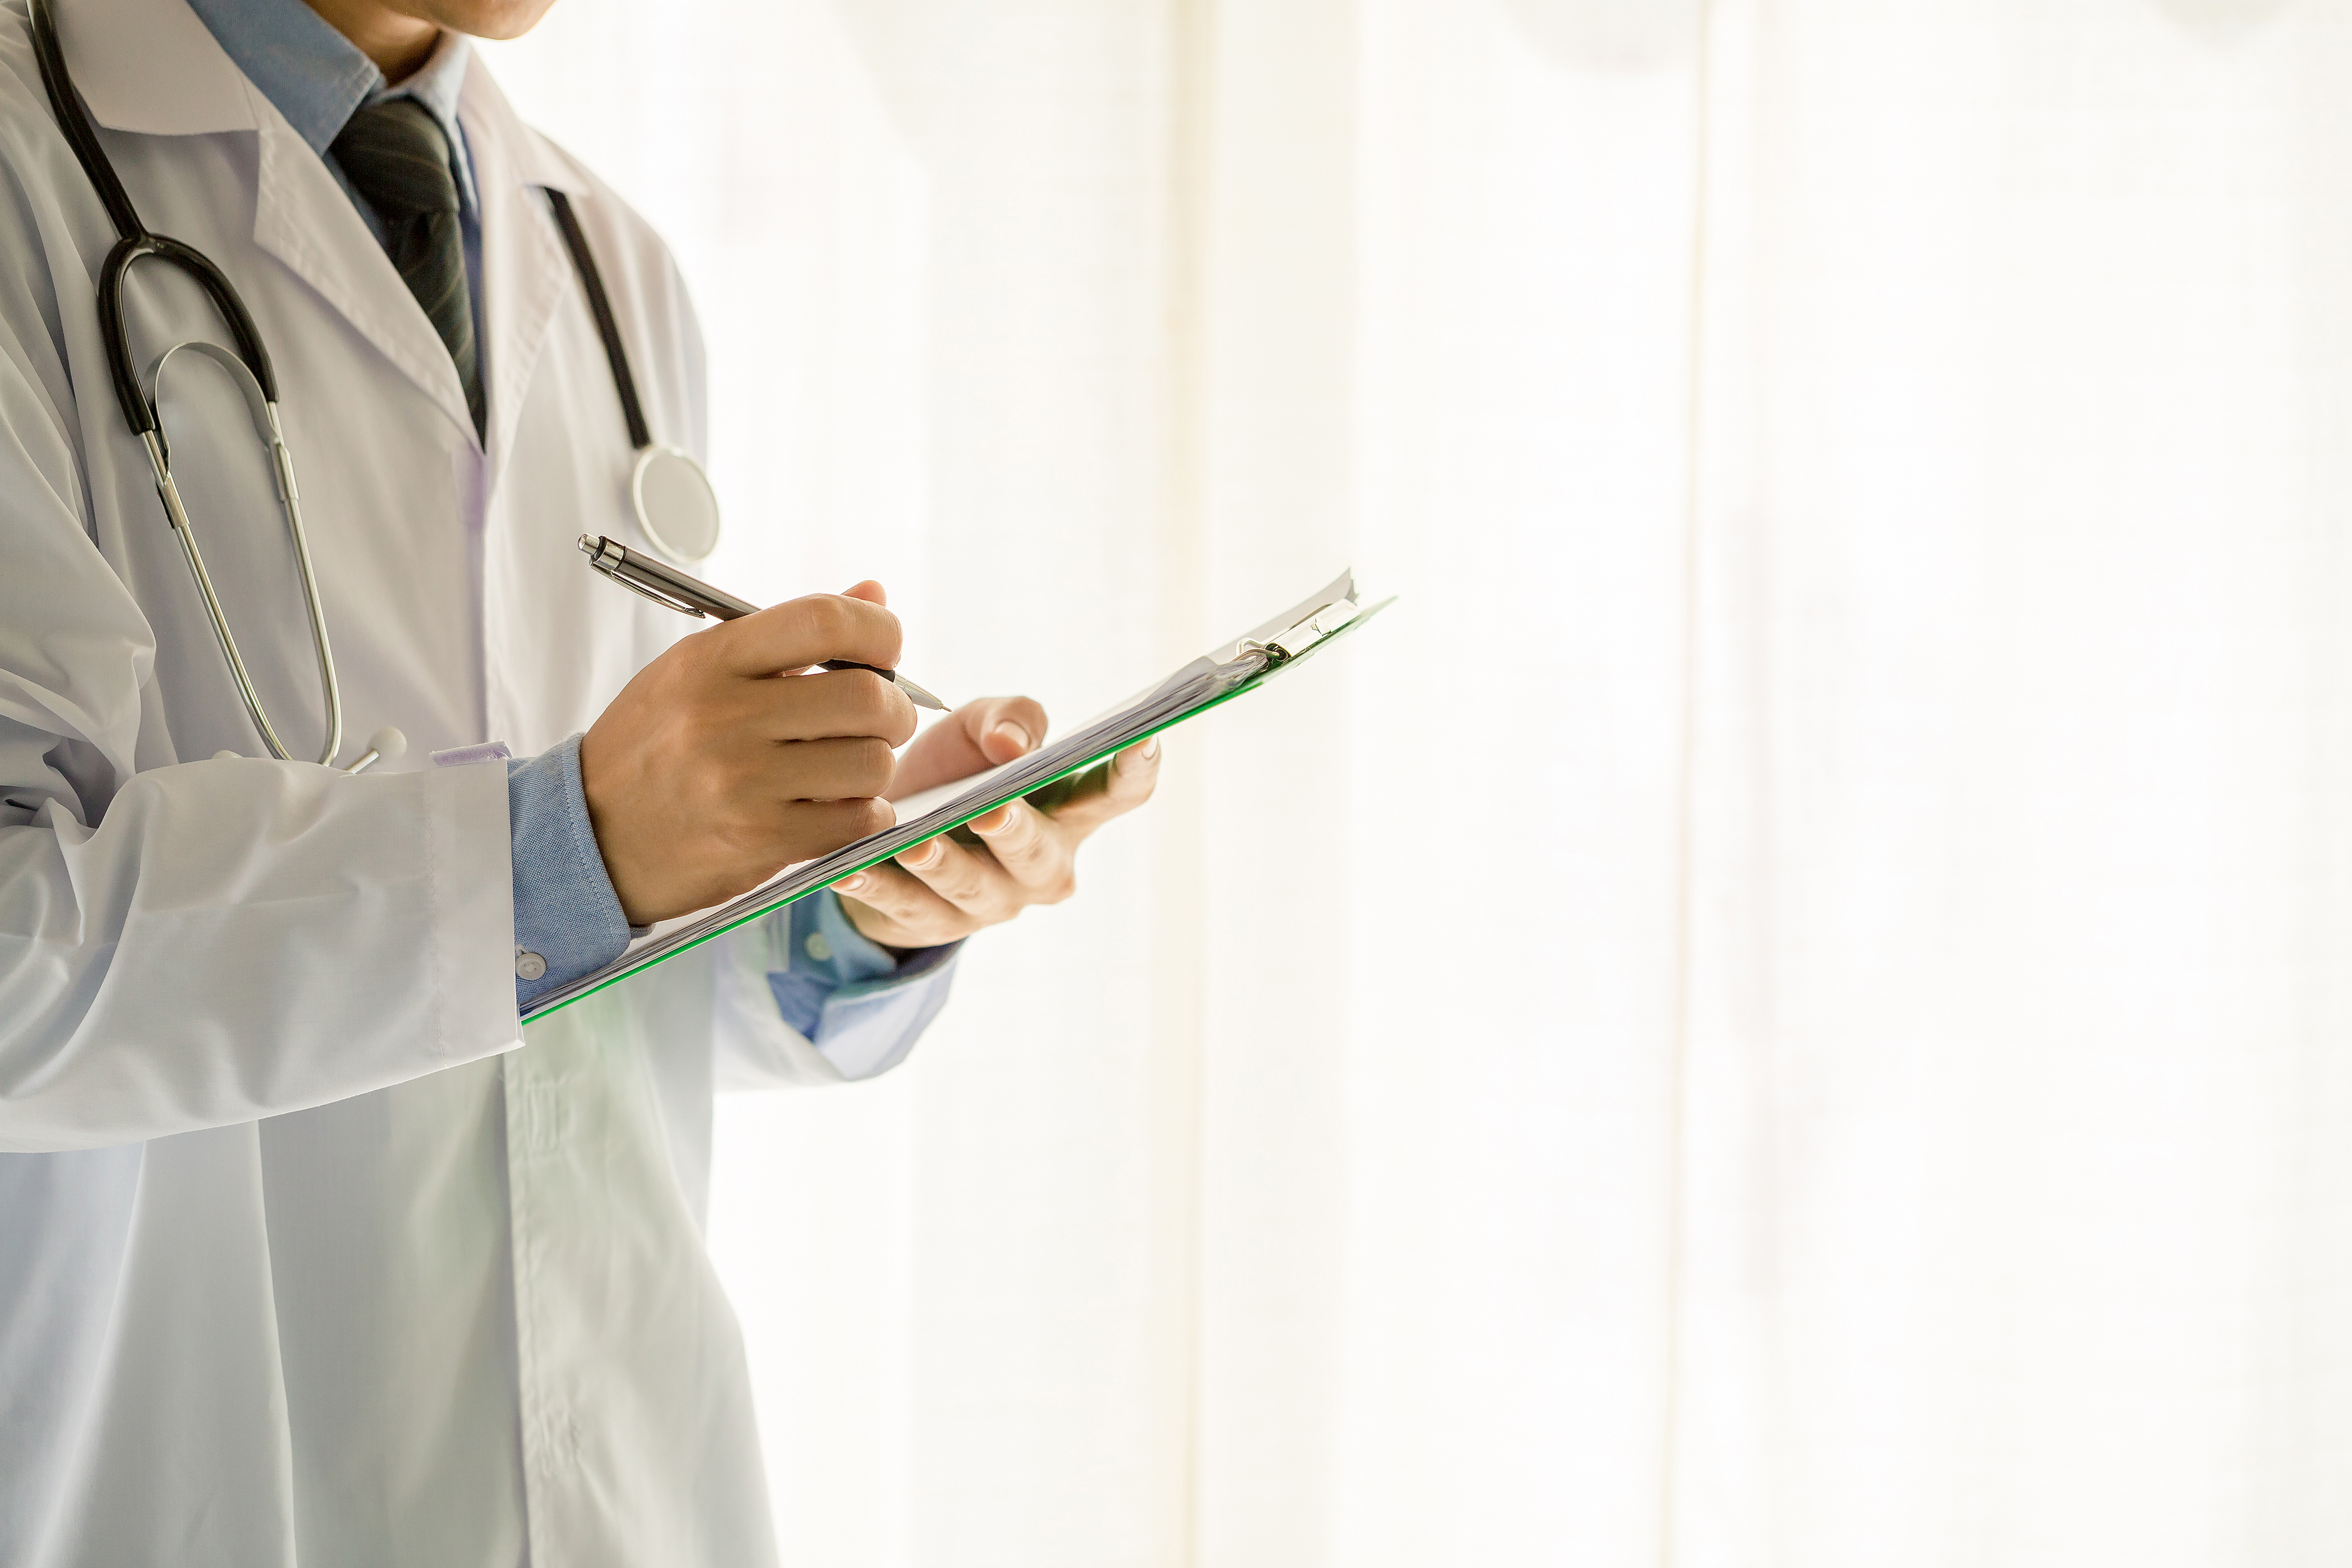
[841,579,888,607]
[889,695,1051,799]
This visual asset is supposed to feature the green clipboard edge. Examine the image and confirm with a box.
[522,595,1395,1026]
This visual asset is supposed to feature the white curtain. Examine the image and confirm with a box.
[482,2,2352,1562]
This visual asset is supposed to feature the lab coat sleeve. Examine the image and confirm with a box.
[0,342,519,1154]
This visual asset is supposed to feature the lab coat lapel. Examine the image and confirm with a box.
[459,64,588,491]
[67,0,480,444]
[247,121,480,443]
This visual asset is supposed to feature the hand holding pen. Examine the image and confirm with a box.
[579,535,947,709]
[575,533,1160,944]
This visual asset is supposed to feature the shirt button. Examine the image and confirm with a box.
[515,949,548,981]
[803,931,833,963]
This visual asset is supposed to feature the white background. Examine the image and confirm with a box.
[486,1,2352,1562]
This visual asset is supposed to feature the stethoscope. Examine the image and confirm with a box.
[27,0,722,773]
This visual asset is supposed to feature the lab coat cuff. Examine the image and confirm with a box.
[426,750,522,1052]
[506,735,633,1009]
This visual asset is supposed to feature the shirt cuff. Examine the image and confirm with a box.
[765,892,961,1080]
[507,734,632,1009]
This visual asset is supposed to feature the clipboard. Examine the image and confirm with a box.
[521,569,1393,1023]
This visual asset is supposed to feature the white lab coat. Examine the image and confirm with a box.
[0,1,862,1562]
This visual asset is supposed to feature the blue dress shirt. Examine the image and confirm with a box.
[183,0,959,1064]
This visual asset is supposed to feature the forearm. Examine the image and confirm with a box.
[0,748,516,1151]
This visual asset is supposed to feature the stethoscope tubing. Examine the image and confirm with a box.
[29,0,340,765]
[545,189,653,452]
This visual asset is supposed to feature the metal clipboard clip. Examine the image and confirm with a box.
[1236,596,1363,667]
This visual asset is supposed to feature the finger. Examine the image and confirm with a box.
[736,668,915,746]
[976,695,1050,764]
[891,694,1052,798]
[964,798,1074,899]
[1042,738,1161,835]
[833,864,973,946]
[841,579,887,607]
[892,833,1021,921]
[755,797,896,867]
[709,592,903,677]
[738,734,895,801]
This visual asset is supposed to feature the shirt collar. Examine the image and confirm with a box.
[181,0,477,208]
[181,0,379,155]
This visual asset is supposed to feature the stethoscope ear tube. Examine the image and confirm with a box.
[98,238,281,435]
[545,189,653,451]
[142,344,344,766]
[26,0,140,239]
[32,0,341,767]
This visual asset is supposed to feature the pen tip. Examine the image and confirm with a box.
[898,677,948,712]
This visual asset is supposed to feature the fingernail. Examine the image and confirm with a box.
[972,806,1011,834]
[903,840,942,867]
[989,722,1034,754]
[1141,737,1160,761]
[837,874,866,893]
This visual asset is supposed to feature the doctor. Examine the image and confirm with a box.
[0,0,1159,1560]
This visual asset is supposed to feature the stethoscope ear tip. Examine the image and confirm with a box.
[344,726,408,775]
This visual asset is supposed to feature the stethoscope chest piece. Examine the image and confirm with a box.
[630,444,721,563]
[542,187,724,567]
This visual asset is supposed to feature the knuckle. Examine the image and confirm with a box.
[781,594,850,658]
[672,627,725,682]
[849,670,900,727]
[849,735,897,794]
[806,593,853,641]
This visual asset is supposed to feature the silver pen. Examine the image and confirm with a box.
[577,535,948,711]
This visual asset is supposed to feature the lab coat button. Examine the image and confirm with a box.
[515,949,548,981]
[803,931,833,963]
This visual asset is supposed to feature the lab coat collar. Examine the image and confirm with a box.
[58,0,593,454]
[52,0,260,136]
[55,0,584,200]
[455,49,588,199]
[57,0,474,438]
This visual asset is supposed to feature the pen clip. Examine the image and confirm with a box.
[579,533,710,619]
[606,569,708,619]
[576,533,706,620]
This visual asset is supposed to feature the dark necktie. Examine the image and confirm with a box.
[330,99,485,438]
